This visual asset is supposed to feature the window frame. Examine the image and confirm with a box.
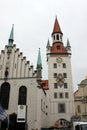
[0,82,10,109]
[56,34,59,40]
[54,92,57,99]
[59,93,63,98]
[57,45,60,50]
[64,83,68,88]
[58,103,66,113]
[54,83,58,89]
[65,92,69,98]
[53,63,57,68]
[54,73,57,78]
[62,63,66,68]
[18,86,27,105]
[63,73,67,78]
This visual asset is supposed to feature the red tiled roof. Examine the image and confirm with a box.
[41,80,49,90]
[52,17,62,35]
[51,42,68,54]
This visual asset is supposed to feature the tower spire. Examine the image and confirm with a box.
[37,48,42,81]
[67,38,70,46]
[66,38,71,52]
[8,24,14,46]
[52,16,63,35]
[46,38,50,49]
[37,48,42,69]
[51,17,63,44]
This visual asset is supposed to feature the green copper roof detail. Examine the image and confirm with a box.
[37,48,42,68]
[8,24,14,46]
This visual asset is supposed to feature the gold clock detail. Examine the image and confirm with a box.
[56,56,62,63]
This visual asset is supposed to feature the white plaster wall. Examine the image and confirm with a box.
[47,54,75,126]
[0,78,40,130]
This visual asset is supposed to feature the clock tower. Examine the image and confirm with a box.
[46,17,75,127]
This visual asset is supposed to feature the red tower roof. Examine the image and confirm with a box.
[51,42,68,54]
[50,17,68,54]
[52,17,63,35]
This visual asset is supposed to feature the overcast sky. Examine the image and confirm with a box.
[0,0,87,91]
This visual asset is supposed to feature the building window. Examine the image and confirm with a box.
[54,73,57,78]
[0,82,10,109]
[59,93,63,98]
[18,86,27,105]
[54,83,58,89]
[62,63,66,68]
[63,73,67,78]
[65,92,69,98]
[53,63,57,68]
[54,92,57,98]
[58,103,66,113]
[64,83,68,88]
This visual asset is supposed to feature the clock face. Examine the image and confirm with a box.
[56,56,62,63]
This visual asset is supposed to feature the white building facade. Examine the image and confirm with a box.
[0,26,47,130]
[0,17,75,130]
[46,17,75,128]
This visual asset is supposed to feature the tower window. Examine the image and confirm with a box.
[54,83,58,89]
[60,35,62,41]
[64,83,68,88]
[54,35,55,40]
[53,63,57,68]
[59,93,63,98]
[62,63,66,68]
[56,34,59,40]
[63,73,67,78]
[57,45,60,49]
[54,92,57,98]
[54,73,57,78]
[58,103,66,113]
[65,92,69,98]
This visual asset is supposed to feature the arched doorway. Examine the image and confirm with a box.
[49,119,71,130]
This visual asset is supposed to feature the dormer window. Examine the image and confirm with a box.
[57,45,60,49]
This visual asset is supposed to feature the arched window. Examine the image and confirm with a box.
[0,82,10,109]
[54,35,55,40]
[18,86,27,105]
[56,34,59,40]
